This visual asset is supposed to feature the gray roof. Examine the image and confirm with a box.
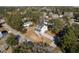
[36,19,48,32]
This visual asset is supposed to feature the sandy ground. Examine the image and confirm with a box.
[24,27,54,43]
[25,27,43,43]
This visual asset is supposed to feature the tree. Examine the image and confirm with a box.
[25,9,43,24]
[12,42,54,53]
[5,11,23,31]
[70,42,79,53]
[73,23,79,39]
[60,25,77,52]
[6,34,18,46]
[49,19,64,34]
[69,24,79,53]
[6,13,22,31]
[5,8,43,32]
[31,11,42,24]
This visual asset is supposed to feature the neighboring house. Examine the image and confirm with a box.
[35,18,55,34]
[52,14,59,19]
[36,25,48,34]
[43,12,47,17]
[35,20,48,34]
[44,16,49,20]
[40,25,48,33]
[59,15,63,18]
[43,19,49,25]
[64,12,74,18]
[22,18,33,28]
[70,19,75,24]
[23,21,33,28]
[49,12,53,17]
[22,18,27,23]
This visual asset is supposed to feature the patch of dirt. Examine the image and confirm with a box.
[25,27,43,43]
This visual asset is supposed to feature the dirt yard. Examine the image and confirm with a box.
[25,27,43,42]
[24,26,53,44]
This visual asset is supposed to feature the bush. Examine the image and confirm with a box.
[6,34,18,46]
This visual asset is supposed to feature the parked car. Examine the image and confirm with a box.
[1,30,8,36]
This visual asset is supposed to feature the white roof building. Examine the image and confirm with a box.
[35,21,48,34]
[59,15,63,18]
[44,16,49,19]
[35,25,48,34]
[64,12,74,18]
[49,12,53,17]
[40,25,48,33]
[52,14,59,19]
[23,21,33,28]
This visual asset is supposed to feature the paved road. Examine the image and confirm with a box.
[2,23,32,43]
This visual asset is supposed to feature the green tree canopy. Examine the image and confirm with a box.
[6,34,18,46]
[25,9,43,24]
[5,11,23,31]
[61,25,77,52]
[49,19,64,33]
[12,42,54,53]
